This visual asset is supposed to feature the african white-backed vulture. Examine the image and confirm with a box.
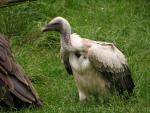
[42,17,135,102]
[0,34,42,108]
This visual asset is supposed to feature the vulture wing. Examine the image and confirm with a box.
[60,47,73,75]
[0,34,41,107]
[88,43,135,94]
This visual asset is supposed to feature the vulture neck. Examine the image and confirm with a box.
[60,28,73,52]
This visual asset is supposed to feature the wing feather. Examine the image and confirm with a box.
[88,43,135,94]
[0,34,42,107]
[60,48,73,75]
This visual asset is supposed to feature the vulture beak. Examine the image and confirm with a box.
[42,24,53,32]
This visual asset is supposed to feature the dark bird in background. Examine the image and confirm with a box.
[0,0,35,8]
[0,34,42,108]
[0,0,32,4]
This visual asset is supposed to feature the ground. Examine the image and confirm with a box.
[0,0,150,113]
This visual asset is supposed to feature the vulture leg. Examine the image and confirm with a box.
[78,90,87,102]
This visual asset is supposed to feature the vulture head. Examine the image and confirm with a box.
[42,17,71,34]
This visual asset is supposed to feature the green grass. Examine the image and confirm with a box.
[0,0,150,112]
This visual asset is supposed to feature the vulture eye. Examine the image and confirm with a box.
[75,51,81,58]
[52,23,58,25]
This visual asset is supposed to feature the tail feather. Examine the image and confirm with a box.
[10,76,36,103]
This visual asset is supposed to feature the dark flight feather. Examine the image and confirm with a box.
[100,64,135,94]
[0,34,42,108]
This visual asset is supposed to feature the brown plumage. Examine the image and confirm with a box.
[0,0,35,8]
[0,34,42,108]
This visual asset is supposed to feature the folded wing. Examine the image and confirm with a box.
[0,34,42,107]
[88,43,135,94]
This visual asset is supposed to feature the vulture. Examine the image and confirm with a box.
[42,17,135,102]
[0,34,42,108]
